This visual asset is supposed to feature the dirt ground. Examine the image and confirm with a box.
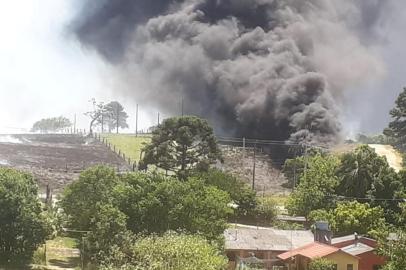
[0,134,130,193]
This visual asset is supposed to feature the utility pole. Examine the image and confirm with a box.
[74,114,76,134]
[157,112,160,127]
[181,97,184,116]
[116,105,119,134]
[135,104,139,137]
[252,141,257,191]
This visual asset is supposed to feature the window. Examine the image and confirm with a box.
[347,264,353,270]
[332,264,338,270]
[373,265,382,270]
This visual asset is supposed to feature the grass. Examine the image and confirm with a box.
[101,134,151,162]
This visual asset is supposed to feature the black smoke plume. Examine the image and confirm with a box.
[72,0,388,144]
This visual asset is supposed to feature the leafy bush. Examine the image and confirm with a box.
[309,258,335,270]
[0,168,50,265]
[196,169,257,218]
[100,232,228,270]
[255,197,278,225]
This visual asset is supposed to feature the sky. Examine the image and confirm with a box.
[0,0,155,134]
[0,0,405,136]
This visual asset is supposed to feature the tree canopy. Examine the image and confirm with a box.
[141,116,222,179]
[0,168,49,265]
[102,101,129,133]
[100,232,228,270]
[31,116,72,133]
[60,166,232,261]
[384,87,406,150]
[287,153,340,217]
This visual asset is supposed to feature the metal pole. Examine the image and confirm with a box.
[181,97,184,116]
[252,141,256,191]
[136,104,139,137]
[74,114,77,134]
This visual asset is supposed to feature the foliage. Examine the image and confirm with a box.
[120,173,232,242]
[356,133,394,145]
[282,148,325,187]
[86,204,132,262]
[60,167,232,261]
[309,258,335,270]
[100,232,228,270]
[31,116,72,133]
[85,98,106,134]
[195,169,257,219]
[60,166,123,230]
[287,154,340,217]
[309,201,386,236]
[336,145,404,223]
[101,101,129,133]
[141,116,222,179]
[0,168,49,265]
[336,145,393,198]
[378,229,406,270]
[384,87,406,151]
[255,197,278,225]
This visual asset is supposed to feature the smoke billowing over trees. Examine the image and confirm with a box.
[71,0,390,144]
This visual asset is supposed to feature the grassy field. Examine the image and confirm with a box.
[101,134,151,162]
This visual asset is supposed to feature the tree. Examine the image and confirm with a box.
[0,168,49,265]
[336,145,392,198]
[309,201,387,236]
[119,173,232,242]
[309,258,335,270]
[378,229,406,270]
[196,169,257,219]
[103,101,129,133]
[100,232,228,270]
[85,98,105,135]
[60,167,232,249]
[287,154,340,217]
[31,116,72,133]
[141,116,222,179]
[384,87,406,150]
[60,166,123,230]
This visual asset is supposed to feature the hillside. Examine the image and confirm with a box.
[0,134,130,192]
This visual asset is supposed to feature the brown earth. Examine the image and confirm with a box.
[220,145,290,195]
[0,134,130,193]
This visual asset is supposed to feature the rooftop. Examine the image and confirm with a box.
[278,242,358,261]
[225,224,314,252]
[341,243,375,256]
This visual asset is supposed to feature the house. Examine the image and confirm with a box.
[332,234,386,270]
[277,242,359,270]
[224,224,314,269]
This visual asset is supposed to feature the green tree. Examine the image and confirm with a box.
[378,229,406,270]
[100,232,228,270]
[119,173,232,242]
[31,116,72,133]
[196,169,257,219]
[287,154,339,217]
[384,87,406,150]
[336,145,392,198]
[309,258,335,270]
[141,116,222,179]
[309,201,386,236]
[86,204,132,262]
[103,101,129,133]
[0,168,49,265]
[60,166,123,230]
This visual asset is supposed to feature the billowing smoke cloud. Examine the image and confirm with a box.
[71,0,388,144]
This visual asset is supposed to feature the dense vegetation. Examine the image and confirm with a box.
[0,168,50,266]
[31,116,72,133]
[141,116,222,179]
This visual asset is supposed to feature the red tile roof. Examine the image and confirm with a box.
[278,242,358,260]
